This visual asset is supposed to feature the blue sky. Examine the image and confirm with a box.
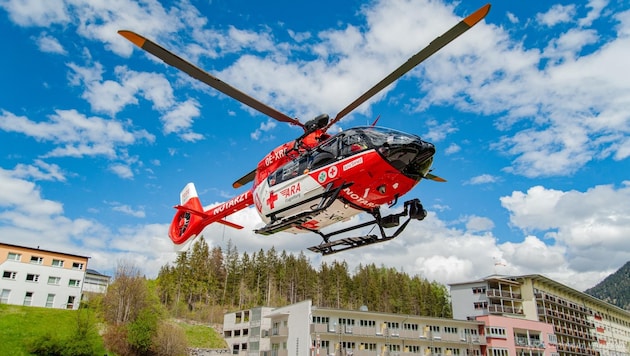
[1,0,629,291]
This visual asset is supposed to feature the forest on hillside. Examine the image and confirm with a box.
[585,261,630,311]
[156,237,452,321]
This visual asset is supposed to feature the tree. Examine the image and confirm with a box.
[103,261,185,355]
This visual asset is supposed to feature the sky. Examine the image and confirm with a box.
[1,0,629,292]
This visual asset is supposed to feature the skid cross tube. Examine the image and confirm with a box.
[307,199,425,255]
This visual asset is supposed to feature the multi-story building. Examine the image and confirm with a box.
[0,242,89,309]
[450,274,630,356]
[476,314,558,356]
[225,300,486,356]
[83,269,111,294]
[224,306,274,355]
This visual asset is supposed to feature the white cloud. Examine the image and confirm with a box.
[537,4,576,27]
[500,183,630,272]
[0,109,154,159]
[0,0,69,27]
[35,32,67,54]
[11,159,66,182]
[466,174,498,185]
[109,163,134,179]
[111,203,146,218]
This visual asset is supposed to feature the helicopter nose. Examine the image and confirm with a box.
[380,139,435,180]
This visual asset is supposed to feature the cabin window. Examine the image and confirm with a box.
[268,155,310,186]
[309,136,340,170]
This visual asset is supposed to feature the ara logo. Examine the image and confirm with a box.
[280,182,301,198]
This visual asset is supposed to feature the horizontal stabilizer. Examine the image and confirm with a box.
[218,219,244,229]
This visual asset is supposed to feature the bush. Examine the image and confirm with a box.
[151,321,189,356]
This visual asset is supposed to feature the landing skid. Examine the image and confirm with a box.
[307,199,427,255]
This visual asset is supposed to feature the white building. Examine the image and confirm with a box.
[83,269,110,294]
[225,300,486,356]
[0,242,89,309]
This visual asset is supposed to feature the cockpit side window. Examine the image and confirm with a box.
[340,132,369,157]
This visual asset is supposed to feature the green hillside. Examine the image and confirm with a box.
[0,304,107,356]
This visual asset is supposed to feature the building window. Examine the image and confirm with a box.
[23,292,33,306]
[339,318,355,325]
[52,259,64,267]
[408,345,421,352]
[0,289,10,304]
[66,296,76,309]
[30,256,44,264]
[429,346,442,355]
[2,271,17,280]
[473,302,488,309]
[69,279,81,287]
[445,326,458,333]
[472,287,486,294]
[360,343,376,351]
[46,294,55,308]
[548,334,557,344]
[486,327,507,338]
[48,276,61,285]
[26,274,40,282]
[312,316,330,324]
[489,348,509,356]
[404,323,419,330]
[7,252,21,261]
[446,348,461,355]
[360,319,375,327]
[72,262,84,270]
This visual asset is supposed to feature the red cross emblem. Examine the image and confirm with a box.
[302,220,319,229]
[267,191,278,209]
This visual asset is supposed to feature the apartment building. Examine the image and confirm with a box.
[224,306,275,355]
[450,274,630,356]
[0,242,89,309]
[225,300,486,356]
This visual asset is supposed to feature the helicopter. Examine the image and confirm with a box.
[119,3,490,255]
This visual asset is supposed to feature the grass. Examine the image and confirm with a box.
[0,304,107,355]
[0,304,227,354]
[177,320,228,349]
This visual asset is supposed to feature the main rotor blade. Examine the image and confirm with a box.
[233,168,257,189]
[118,30,304,129]
[326,3,491,130]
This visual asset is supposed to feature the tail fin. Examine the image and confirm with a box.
[168,183,250,250]
[168,183,207,246]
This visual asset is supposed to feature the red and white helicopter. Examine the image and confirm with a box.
[119,4,490,255]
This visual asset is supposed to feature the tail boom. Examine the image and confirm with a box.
[168,183,253,246]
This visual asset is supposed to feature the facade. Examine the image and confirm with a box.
[224,306,275,355]
[0,242,89,309]
[225,300,487,356]
[476,315,558,356]
[83,269,111,294]
[450,275,630,356]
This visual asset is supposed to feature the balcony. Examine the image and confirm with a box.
[488,304,524,315]
[487,289,522,300]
